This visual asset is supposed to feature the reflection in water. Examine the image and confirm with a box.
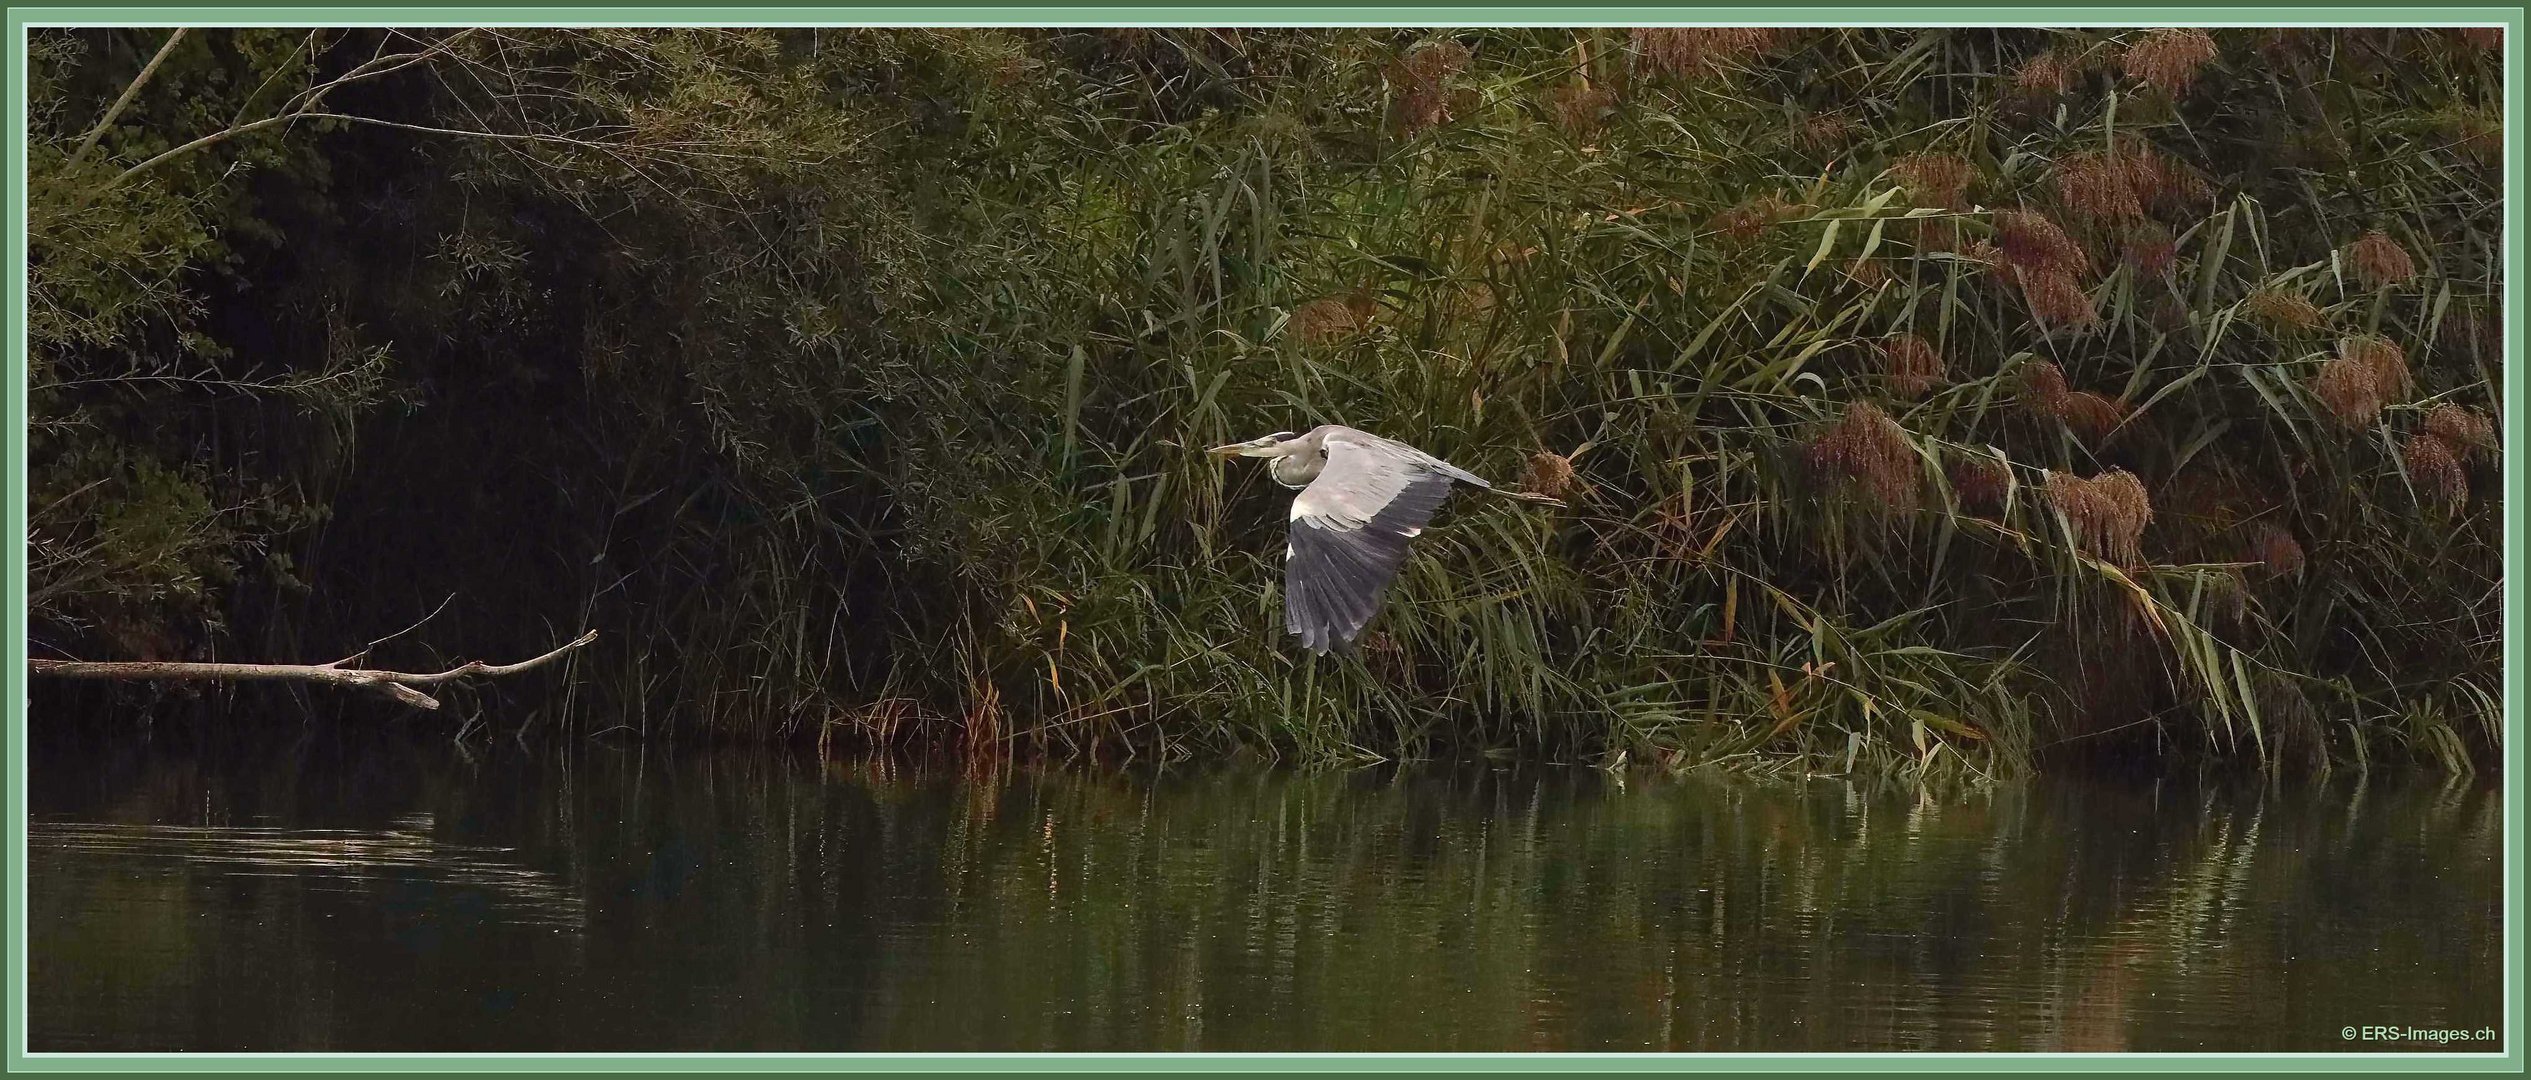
[26,727,2503,1053]
[30,817,583,929]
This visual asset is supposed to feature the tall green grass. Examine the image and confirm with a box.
[27,28,2503,775]
[787,28,2500,776]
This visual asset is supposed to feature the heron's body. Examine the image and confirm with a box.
[1210,425,1498,655]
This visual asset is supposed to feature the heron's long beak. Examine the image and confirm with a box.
[1207,442,1264,458]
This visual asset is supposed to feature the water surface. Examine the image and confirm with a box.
[26,726,2504,1052]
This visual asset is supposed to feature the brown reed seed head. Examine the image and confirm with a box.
[2123,223,2177,277]
[1878,334,1946,398]
[1806,402,1921,510]
[2043,469,2098,519]
[2245,288,2325,331]
[2122,28,2220,96]
[2310,354,2383,427]
[2444,308,2503,362]
[2022,269,2099,328]
[2043,472,2112,560]
[2402,432,2468,508]
[1890,153,1975,209]
[1290,293,1375,343]
[1389,86,1454,134]
[2097,468,2153,532]
[1632,27,1783,81]
[2456,27,2502,51]
[2343,335,2411,401]
[2348,230,2417,287]
[1521,451,1578,500]
[2015,50,2075,94]
[1710,193,1803,241]
[1995,210,2086,277]
[2103,136,2199,208]
[2151,159,2217,211]
[1946,452,2012,513]
[2169,168,2216,210]
[1387,40,1473,134]
[1401,38,1472,83]
[2246,521,2306,579]
[2059,391,2127,445]
[1710,205,1765,242]
[2047,469,2152,564]
[1917,218,1963,254]
[2019,359,2071,416]
[2434,310,2484,359]
[2107,135,2164,198]
[2056,152,2144,222]
[2425,403,2496,457]
[1801,112,1858,148]
[1546,82,1616,138]
[2053,137,2213,223]
[2119,140,2214,216]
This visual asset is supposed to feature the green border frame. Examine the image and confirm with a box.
[2,6,2521,1072]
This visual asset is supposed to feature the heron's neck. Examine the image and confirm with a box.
[1269,452,1322,489]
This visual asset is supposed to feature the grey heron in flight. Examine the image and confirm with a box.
[1209,425,1556,656]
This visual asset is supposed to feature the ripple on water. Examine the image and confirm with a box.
[30,815,586,930]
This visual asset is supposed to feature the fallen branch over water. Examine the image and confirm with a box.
[28,630,599,710]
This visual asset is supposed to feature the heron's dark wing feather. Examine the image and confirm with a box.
[1284,432,1462,655]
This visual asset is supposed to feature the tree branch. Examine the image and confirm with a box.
[75,31,483,206]
[29,630,599,711]
[62,29,189,174]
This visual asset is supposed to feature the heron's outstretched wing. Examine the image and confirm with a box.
[1283,429,1475,655]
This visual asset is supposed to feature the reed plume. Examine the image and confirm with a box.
[2123,28,2220,96]
[1808,402,1922,511]
[2347,230,2418,287]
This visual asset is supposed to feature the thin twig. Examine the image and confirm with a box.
[332,592,459,668]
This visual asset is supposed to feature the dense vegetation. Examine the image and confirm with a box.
[26,27,2507,775]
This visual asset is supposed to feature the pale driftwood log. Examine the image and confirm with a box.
[29,630,598,711]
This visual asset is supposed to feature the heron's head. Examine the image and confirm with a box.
[1207,431,1301,458]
